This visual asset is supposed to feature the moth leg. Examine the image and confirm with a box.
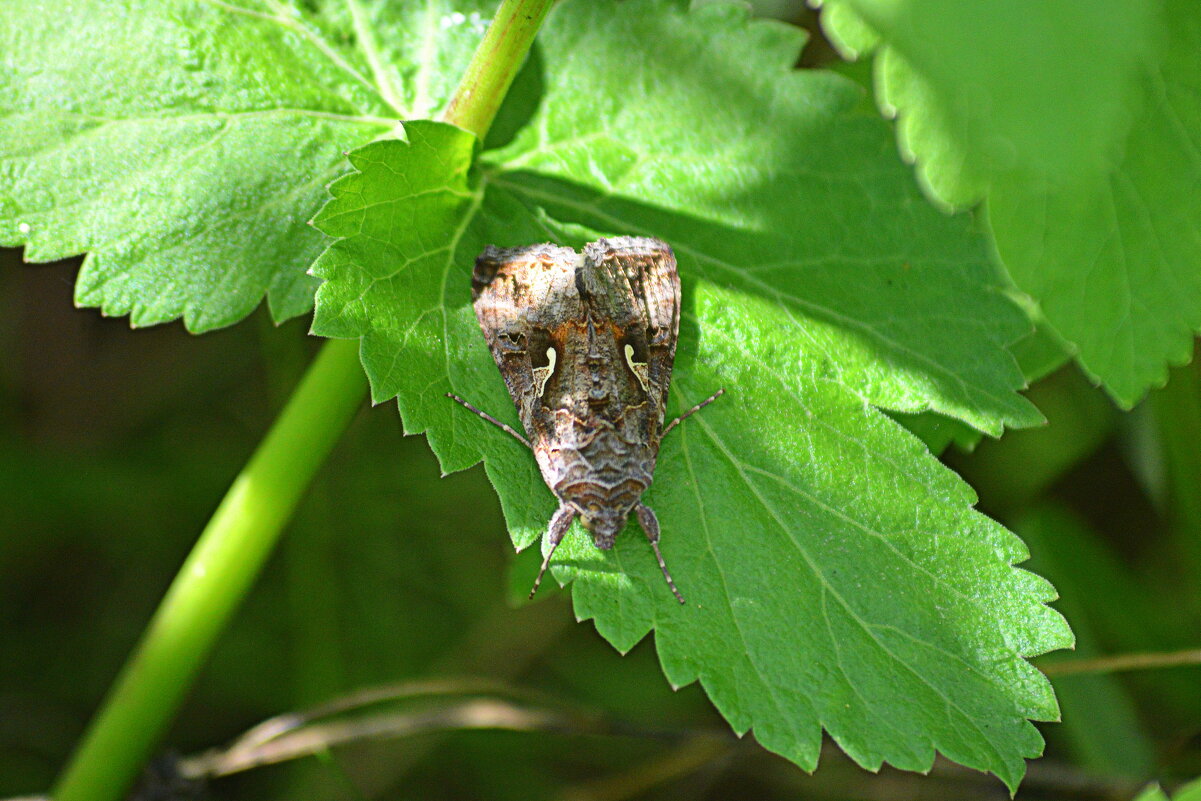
[530,504,577,600]
[635,504,686,604]
[662,388,725,438]
[446,392,532,449]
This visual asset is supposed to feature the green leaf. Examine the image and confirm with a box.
[1137,778,1201,801]
[819,0,1201,407]
[897,316,1073,457]
[312,0,1071,788]
[891,410,982,455]
[818,0,1157,205]
[990,0,1201,405]
[0,0,493,330]
[486,15,1042,437]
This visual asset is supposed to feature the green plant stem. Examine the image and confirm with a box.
[442,0,553,140]
[52,2,553,798]
[53,338,366,801]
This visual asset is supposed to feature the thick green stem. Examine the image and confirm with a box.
[52,1,554,798]
[53,339,366,801]
[442,0,554,140]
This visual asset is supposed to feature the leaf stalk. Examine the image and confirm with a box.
[442,0,554,140]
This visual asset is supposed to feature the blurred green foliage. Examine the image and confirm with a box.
[3,0,1201,799]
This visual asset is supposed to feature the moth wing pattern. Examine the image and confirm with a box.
[471,237,680,433]
[471,243,581,427]
[581,237,681,425]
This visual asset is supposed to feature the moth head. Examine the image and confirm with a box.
[582,506,627,550]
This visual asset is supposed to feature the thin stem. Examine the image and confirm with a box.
[52,339,366,801]
[442,0,554,140]
[187,699,578,778]
[1041,648,1201,677]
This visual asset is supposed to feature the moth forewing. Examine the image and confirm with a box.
[582,238,681,426]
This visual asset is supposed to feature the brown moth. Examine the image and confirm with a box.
[449,236,721,604]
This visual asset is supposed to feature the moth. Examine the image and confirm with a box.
[449,236,722,604]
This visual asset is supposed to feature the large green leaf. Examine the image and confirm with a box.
[0,0,493,330]
[990,0,1201,405]
[820,0,1201,406]
[312,1,1071,788]
[817,0,1156,207]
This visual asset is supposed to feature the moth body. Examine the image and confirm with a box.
[454,237,720,604]
[537,422,655,549]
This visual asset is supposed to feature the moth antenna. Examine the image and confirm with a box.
[635,504,686,604]
[662,388,725,438]
[446,393,532,449]
[529,553,555,600]
[530,505,576,600]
